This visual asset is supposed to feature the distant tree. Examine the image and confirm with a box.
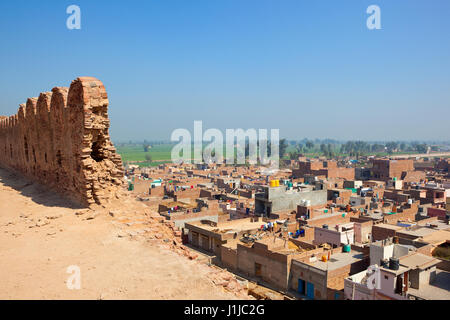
[326,144,335,159]
[400,142,406,151]
[267,140,272,157]
[145,154,152,162]
[256,139,271,158]
[371,143,385,153]
[415,144,428,154]
[279,139,288,159]
[386,142,398,154]
[305,141,314,150]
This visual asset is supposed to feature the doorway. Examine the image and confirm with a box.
[298,279,306,295]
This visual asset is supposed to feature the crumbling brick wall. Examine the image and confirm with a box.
[0,77,124,207]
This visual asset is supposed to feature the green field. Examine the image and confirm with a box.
[116,143,239,165]
[116,143,433,167]
[116,143,266,167]
[116,144,174,163]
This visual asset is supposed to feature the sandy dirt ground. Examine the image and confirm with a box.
[0,167,249,300]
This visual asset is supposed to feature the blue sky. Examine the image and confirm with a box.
[0,0,449,141]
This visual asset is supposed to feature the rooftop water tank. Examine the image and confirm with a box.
[389,257,400,270]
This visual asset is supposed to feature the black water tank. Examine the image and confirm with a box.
[389,257,400,270]
[323,224,329,229]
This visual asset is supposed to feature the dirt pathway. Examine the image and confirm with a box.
[0,167,249,300]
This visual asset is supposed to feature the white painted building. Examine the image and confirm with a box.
[344,239,444,300]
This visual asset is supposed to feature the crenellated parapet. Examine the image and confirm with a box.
[0,77,125,207]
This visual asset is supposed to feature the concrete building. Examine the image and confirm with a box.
[290,249,368,300]
[255,184,327,216]
[313,223,355,247]
[235,237,301,291]
[185,217,264,260]
[345,239,447,300]
[343,180,363,189]
[349,195,369,207]
[216,177,241,193]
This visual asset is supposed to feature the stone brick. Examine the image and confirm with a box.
[0,77,124,207]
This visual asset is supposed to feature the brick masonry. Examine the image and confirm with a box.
[0,77,124,207]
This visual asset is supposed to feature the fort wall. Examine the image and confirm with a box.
[0,77,124,206]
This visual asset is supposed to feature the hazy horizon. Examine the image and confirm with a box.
[0,0,449,141]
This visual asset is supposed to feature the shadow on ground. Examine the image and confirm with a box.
[0,166,85,209]
[432,270,450,291]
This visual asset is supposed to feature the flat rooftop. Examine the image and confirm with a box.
[398,252,439,270]
[373,223,404,231]
[420,229,450,244]
[397,226,447,239]
[308,252,365,271]
[364,212,384,220]
[407,270,450,300]
[306,210,348,222]
[188,218,264,234]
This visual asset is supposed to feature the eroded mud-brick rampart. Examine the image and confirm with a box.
[0,77,124,206]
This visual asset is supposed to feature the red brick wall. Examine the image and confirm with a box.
[173,188,201,202]
[383,206,417,224]
[427,207,446,218]
[221,246,238,271]
[372,225,398,241]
